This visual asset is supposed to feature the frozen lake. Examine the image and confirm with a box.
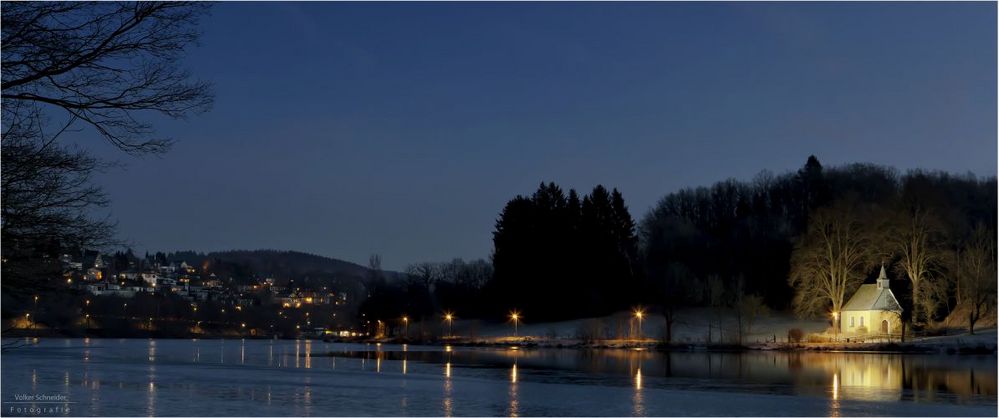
[1,338,995,416]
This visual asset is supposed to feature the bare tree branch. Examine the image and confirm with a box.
[2,1,213,154]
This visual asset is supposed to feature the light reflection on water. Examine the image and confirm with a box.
[830,372,841,417]
[509,362,519,417]
[328,344,996,405]
[1,339,995,416]
[633,367,645,416]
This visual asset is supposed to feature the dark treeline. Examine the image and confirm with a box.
[360,156,995,338]
[359,257,493,334]
[359,183,641,325]
[488,183,640,321]
[641,156,995,336]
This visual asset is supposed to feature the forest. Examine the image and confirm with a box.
[361,156,997,338]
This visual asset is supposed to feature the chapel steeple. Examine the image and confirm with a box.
[876,264,890,290]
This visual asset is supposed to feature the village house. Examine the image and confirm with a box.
[141,272,162,287]
[840,266,903,336]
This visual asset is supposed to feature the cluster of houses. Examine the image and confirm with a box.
[62,252,348,309]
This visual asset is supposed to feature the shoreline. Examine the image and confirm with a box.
[4,332,995,355]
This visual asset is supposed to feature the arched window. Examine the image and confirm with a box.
[850,317,855,327]
[860,316,864,327]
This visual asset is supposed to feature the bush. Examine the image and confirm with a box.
[788,328,804,343]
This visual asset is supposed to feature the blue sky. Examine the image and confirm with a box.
[89,2,997,270]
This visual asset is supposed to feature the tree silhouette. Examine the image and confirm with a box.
[1,2,213,291]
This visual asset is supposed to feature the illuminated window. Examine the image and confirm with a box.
[850,317,855,327]
[860,316,864,327]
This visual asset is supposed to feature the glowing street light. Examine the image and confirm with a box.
[402,316,409,338]
[30,296,39,333]
[509,311,521,338]
[443,312,454,338]
[633,307,645,342]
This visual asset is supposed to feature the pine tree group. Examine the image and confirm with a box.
[490,182,640,320]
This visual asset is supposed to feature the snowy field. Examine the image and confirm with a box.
[424,308,838,343]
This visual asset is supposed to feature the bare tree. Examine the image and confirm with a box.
[2,1,213,153]
[734,294,769,345]
[706,274,726,343]
[1,2,212,289]
[954,224,996,335]
[367,254,384,282]
[405,262,440,290]
[657,261,700,344]
[789,200,881,325]
[1,105,114,291]
[889,207,946,327]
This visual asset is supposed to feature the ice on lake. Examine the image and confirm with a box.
[1,338,995,416]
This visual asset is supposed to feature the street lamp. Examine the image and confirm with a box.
[509,311,521,338]
[83,299,91,330]
[443,312,454,338]
[633,308,645,342]
[402,316,409,339]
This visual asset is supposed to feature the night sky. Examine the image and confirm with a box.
[87,2,996,270]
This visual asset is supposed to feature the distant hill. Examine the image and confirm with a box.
[165,249,406,283]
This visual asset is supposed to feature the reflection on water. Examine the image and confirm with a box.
[302,376,312,417]
[304,340,311,369]
[1,339,995,417]
[509,362,519,417]
[328,345,996,406]
[633,367,645,416]
[147,340,156,417]
[443,361,453,417]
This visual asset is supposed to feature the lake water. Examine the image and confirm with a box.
[1,338,995,416]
